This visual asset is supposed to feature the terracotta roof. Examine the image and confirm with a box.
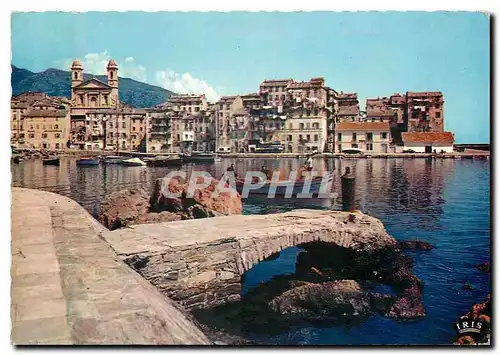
[260,79,293,87]
[24,109,69,118]
[402,132,454,144]
[337,122,390,131]
[366,110,395,118]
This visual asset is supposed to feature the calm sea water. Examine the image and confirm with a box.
[11,157,491,345]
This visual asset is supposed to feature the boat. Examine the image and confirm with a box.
[76,157,100,166]
[102,155,123,164]
[181,152,216,163]
[121,157,147,167]
[146,155,182,167]
[342,148,364,155]
[42,157,60,166]
[234,174,334,197]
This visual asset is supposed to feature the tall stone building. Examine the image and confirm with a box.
[406,91,444,132]
[68,59,147,151]
[336,93,360,122]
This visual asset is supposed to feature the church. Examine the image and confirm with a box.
[68,59,147,151]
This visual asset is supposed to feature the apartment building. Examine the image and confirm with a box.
[11,93,71,150]
[336,122,391,153]
[406,91,444,132]
[146,108,171,153]
[259,78,293,106]
[215,96,246,152]
[336,92,360,122]
[281,78,329,153]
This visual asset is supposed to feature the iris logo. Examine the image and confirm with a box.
[455,317,484,335]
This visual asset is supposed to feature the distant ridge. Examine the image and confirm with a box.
[11,65,175,108]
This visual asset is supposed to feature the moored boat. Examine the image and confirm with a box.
[181,152,216,163]
[146,155,182,167]
[234,174,334,197]
[121,157,147,167]
[76,157,100,166]
[102,155,123,164]
[42,157,60,166]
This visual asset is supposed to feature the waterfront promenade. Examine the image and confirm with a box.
[10,187,209,345]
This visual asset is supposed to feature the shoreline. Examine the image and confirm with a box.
[12,148,490,160]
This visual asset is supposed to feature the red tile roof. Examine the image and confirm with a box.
[337,122,390,131]
[402,132,454,144]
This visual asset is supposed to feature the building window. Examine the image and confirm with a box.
[55,143,60,149]
[436,112,441,118]
[20,134,25,139]
[74,72,78,80]
[29,134,35,138]
[299,123,304,130]
[314,134,318,142]
[382,132,388,139]
[110,71,114,79]
[54,124,59,129]
[55,134,60,138]
[133,126,136,131]
[122,122,126,128]
[287,135,292,142]
[352,133,357,141]
[13,115,17,120]
[338,133,342,142]
[79,95,84,105]
[367,133,373,141]
[104,95,108,105]
[42,133,48,138]
[306,134,310,141]
[367,143,373,151]
[352,143,358,148]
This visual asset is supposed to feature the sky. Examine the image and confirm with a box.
[11,11,490,143]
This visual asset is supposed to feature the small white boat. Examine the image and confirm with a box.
[342,148,364,155]
[121,157,146,166]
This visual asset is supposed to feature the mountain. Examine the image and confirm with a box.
[11,65,175,108]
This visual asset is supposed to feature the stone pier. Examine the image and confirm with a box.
[102,210,397,310]
[11,188,209,345]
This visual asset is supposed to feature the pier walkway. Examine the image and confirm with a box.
[11,187,209,345]
[102,209,397,310]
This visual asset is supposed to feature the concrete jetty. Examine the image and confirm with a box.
[11,187,209,345]
[102,210,397,310]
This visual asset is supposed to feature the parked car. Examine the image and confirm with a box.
[403,149,416,153]
[342,148,364,155]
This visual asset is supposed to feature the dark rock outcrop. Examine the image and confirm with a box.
[474,261,490,273]
[99,177,242,230]
[396,240,434,251]
[268,280,395,321]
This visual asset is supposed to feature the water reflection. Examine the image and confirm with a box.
[12,156,460,220]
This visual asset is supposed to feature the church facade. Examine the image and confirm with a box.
[69,59,147,151]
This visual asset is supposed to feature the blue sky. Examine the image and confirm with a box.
[11,11,490,143]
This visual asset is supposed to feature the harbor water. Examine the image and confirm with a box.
[11,157,491,345]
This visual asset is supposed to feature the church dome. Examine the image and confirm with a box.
[71,59,83,69]
[107,59,118,69]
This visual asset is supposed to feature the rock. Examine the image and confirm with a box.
[474,261,490,273]
[150,177,242,218]
[99,188,151,230]
[396,240,434,251]
[268,280,395,320]
[100,177,242,230]
[387,285,425,319]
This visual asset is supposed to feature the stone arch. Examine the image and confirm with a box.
[104,210,396,310]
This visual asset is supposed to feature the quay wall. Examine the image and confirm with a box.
[11,187,210,345]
